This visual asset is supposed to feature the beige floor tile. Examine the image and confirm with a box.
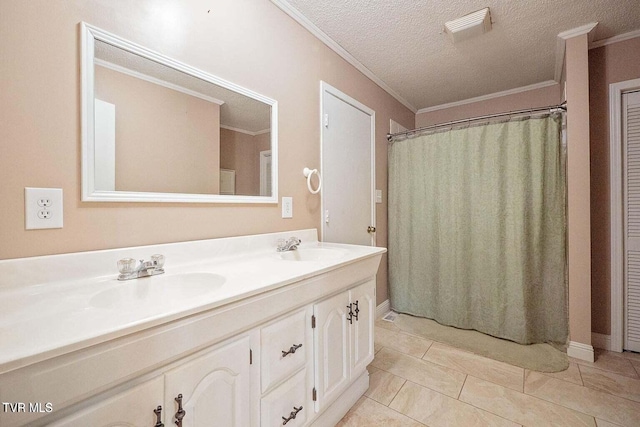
[530,362,583,385]
[570,350,638,378]
[390,380,519,427]
[460,375,595,427]
[336,396,425,427]
[376,319,401,332]
[423,343,524,392]
[525,370,640,427]
[365,368,406,406]
[595,419,623,427]
[621,351,640,362]
[371,347,466,398]
[375,326,433,358]
[580,365,640,402]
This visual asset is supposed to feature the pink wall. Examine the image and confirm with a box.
[589,37,640,335]
[0,0,414,306]
[219,128,270,196]
[416,84,563,127]
[95,66,220,194]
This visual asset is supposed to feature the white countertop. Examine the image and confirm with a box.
[0,230,385,373]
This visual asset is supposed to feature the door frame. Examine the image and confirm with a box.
[319,81,376,246]
[259,150,272,196]
[610,78,640,352]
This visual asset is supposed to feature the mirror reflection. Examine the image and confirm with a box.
[88,35,274,200]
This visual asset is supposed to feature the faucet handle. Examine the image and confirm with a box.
[277,238,286,249]
[117,258,137,275]
[151,254,165,268]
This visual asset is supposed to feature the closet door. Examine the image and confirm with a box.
[624,90,640,352]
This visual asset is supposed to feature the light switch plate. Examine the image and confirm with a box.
[375,189,383,204]
[25,188,63,230]
[282,197,293,218]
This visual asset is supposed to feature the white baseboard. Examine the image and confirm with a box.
[567,340,595,362]
[591,333,612,351]
[310,370,369,427]
[376,299,390,319]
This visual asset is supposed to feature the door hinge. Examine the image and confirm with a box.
[311,315,316,329]
[250,349,253,365]
[312,387,317,401]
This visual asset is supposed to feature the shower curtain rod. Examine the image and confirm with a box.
[387,102,567,142]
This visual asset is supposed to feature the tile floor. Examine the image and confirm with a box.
[337,320,640,426]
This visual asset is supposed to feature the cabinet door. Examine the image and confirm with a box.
[49,377,163,427]
[349,280,375,375]
[313,290,350,412]
[164,335,250,427]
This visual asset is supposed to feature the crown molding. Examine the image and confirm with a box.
[220,124,270,136]
[270,0,417,113]
[554,22,598,82]
[590,28,640,49]
[416,80,558,115]
[94,59,225,105]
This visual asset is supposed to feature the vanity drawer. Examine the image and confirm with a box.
[261,309,307,393]
[261,368,308,427]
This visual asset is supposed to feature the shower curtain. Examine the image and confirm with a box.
[388,115,567,344]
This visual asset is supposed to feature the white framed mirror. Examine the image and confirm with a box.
[81,22,278,203]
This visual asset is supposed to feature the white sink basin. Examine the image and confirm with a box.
[278,248,346,262]
[90,272,226,309]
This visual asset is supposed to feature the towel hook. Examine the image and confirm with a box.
[303,167,322,194]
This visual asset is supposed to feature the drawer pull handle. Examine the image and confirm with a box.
[174,394,186,427]
[282,343,302,357]
[282,406,303,425]
[347,303,353,324]
[154,405,164,427]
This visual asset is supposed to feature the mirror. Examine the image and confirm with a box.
[81,23,278,203]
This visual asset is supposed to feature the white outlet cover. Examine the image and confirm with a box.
[25,187,63,230]
[282,196,293,219]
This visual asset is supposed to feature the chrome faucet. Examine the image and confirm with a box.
[277,237,302,252]
[117,254,165,281]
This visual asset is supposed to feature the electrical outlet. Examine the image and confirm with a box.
[37,198,52,207]
[282,197,293,219]
[25,188,63,230]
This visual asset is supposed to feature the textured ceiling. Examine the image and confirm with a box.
[284,0,640,110]
[95,40,271,133]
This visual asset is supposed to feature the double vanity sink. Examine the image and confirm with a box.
[0,229,385,427]
[90,247,345,310]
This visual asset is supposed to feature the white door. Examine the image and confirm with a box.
[321,82,375,246]
[164,335,251,426]
[624,90,640,352]
[349,280,375,375]
[313,290,350,412]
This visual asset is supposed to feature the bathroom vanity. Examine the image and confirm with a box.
[0,230,384,427]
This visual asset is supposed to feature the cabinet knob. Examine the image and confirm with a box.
[154,405,164,427]
[367,226,376,233]
[174,394,186,427]
[282,343,303,357]
[282,405,303,425]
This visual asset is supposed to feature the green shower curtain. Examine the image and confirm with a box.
[388,115,567,344]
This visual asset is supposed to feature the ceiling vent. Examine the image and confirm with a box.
[444,8,492,43]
